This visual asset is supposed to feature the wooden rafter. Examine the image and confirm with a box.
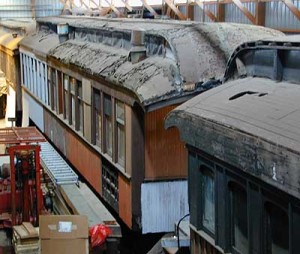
[140,0,159,17]
[79,0,91,9]
[255,0,265,26]
[103,0,123,17]
[195,0,217,21]
[60,0,72,13]
[31,0,36,19]
[281,0,300,20]
[232,0,256,24]
[164,0,186,20]
[120,0,133,11]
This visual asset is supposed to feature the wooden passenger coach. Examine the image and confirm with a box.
[166,36,300,254]
[18,16,282,234]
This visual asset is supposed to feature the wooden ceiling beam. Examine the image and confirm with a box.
[60,0,72,14]
[195,0,217,21]
[103,0,123,17]
[164,0,186,20]
[232,0,256,24]
[281,0,300,20]
[255,0,265,26]
[120,0,133,11]
[140,0,159,17]
[31,0,36,19]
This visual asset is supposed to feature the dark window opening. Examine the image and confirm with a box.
[265,202,289,254]
[229,182,248,254]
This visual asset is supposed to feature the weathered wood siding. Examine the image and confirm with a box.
[44,110,101,194]
[145,105,187,179]
[119,174,132,228]
[191,229,222,254]
[170,111,300,199]
[44,110,67,155]
[67,131,101,194]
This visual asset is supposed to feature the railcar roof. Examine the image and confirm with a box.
[21,16,282,108]
[166,76,300,153]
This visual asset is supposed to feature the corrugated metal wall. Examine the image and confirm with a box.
[179,2,300,31]
[265,0,300,31]
[0,0,63,20]
[141,180,189,233]
[224,2,255,24]
[204,4,217,22]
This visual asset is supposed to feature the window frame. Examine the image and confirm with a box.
[115,100,125,168]
[104,94,113,157]
[228,181,249,254]
[92,88,102,148]
[198,158,216,238]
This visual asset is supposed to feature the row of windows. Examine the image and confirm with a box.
[92,89,125,168]
[21,53,48,104]
[21,53,126,170]
[189,151,299,254]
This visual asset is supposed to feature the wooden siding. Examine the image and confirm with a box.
[44,110,67,155]
[44,109,101,194]
[125,104,132,175]
[145,105,187,179]
[191,229,222,254]
[119,174,132,228]
[67,130,101,194]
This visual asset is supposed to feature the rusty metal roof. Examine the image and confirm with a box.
[0,127,46,144]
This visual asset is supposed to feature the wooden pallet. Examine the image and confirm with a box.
[12,222,39,254]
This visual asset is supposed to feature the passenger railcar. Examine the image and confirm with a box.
[19,16,282,234]
[166,36,300,254]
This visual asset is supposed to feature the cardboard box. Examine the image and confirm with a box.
[40,215,88,254]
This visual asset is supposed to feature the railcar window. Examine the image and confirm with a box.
[104,95,113,157]
[77,81,84,132]
[70,77,76,127]
[116,100,125,168]
[229,182,248,254]
[265,202,289,254]
[63,74,69,120]
[93,89,101,148]
[200,166,215,235]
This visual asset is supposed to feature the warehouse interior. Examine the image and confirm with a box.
[0,1,299,254]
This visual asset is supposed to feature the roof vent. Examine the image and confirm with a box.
[57,23,69,43]
[128,29,147,64]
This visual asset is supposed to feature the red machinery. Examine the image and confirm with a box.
[0,127,46,227]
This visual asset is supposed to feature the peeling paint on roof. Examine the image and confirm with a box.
[24,17,283,107]
[20,30,60,59]
[0,31,23,51]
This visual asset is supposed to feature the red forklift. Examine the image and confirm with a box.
[0,127,46,228]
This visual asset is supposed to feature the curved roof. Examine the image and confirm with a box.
[166,77,300,153]
[20,30,60,60]
[28,17,283,108]
[0,31,22,51]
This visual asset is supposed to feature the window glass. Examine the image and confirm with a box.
[202,168,215,234]
[77,81,83,132]
[104,95,112,156]
[47,67,51,106]
[230,182,248,254]
[93,89,101,147]
[116,101,125,167]
[265,202,289,254]
[70,78,76,126]
[51,69,57,111]
[63,74,69,120]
